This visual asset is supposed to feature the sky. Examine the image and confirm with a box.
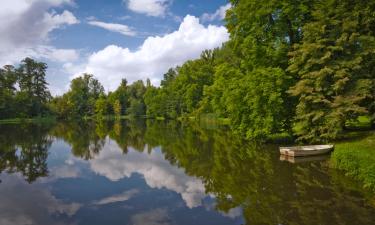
[0,0,231,95]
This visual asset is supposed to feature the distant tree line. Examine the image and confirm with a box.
[1,0,374,143]
[49,75,148,119]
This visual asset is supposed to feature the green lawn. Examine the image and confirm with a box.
[331,131,375,191]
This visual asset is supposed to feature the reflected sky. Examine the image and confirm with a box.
[0,131,243,225]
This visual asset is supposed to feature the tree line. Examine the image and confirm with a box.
[1,0,374,143]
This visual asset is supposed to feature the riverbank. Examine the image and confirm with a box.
[331,132,375,192]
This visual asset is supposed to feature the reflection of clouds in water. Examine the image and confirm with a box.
[93,189,139,205]
[131,208,172,225]
[221,207,243,219]
[89,141,206,208]
[0,175,81,225]
[50,164,80,179]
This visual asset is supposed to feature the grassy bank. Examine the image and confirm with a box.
[331,132,375,192]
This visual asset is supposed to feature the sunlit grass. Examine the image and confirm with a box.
[331,132,375,191]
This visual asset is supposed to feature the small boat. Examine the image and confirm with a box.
[279,145,334,157]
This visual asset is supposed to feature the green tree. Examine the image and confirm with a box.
[127,80,146,116]
[214,0,315,139]
[113,99,122,117]
[110,78,129,115]
[0,65,17,119]
[95,94,109,118]
[17,58,51,117]
[67,74,104,117]
[288,0,375,142]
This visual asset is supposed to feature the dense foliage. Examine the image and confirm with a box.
[0,58,51,119]
[1,0,374,142]
[141,0,374,142]
[289,0,375,142]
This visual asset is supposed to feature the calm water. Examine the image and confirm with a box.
[0,120,375,225]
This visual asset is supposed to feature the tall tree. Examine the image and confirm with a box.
[17,58,51,117]
[205,0,314,138]
[0,65,17,118]
[289,0,375,142]
[127,80,146,117]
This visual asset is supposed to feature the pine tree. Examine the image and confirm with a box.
[288,0,375,142]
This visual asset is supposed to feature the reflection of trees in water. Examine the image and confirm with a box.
[1,120,375,224]
[51,119,149,158]
[0,123,52,183]
[51,121,106,160]
[136,121,375,225]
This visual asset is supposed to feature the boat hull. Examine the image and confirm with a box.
[279,145,334,157]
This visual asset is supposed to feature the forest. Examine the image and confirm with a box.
[0,0,374,143]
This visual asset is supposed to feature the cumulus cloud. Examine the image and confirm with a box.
[88,140,207,208]
[77,15,229,90]
[125,0,170,17]
[88,20,136,36]
[0,0,79,65]
[201,3,232,22]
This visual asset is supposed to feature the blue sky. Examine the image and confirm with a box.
[0,0,231,95]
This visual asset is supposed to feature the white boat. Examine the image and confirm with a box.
[279,145,334,157]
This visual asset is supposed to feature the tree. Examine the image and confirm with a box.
[95,94,109,118]
[113,99,122,117]
[0,65,17,119]
[288,0,375,142]
[68,74,104,117]
[199,0,315,139]
[127,80,146,117]
[111,78,129,115]
[17,58,51,117]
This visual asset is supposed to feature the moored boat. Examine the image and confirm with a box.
[279,145,334,157]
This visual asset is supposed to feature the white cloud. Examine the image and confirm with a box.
[0,0,79,65]
[125,0,170,17]
[93,189,139,205]
[49,48,79,62]
[0,46,79,66]
[77,15,229,90]
[88,20,136,36]
[0,175,81,225]
[89,140,207,208]
[44,10,79,29]
[201,3,231,22]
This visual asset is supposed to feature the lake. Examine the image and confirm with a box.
[0,120,375,225]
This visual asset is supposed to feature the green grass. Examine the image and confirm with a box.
[345,116,372,130]
[331,131,375,192]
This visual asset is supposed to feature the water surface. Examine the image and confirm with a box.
[0,120,375,225]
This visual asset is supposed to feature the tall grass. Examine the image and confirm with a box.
[331,132,375,191]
